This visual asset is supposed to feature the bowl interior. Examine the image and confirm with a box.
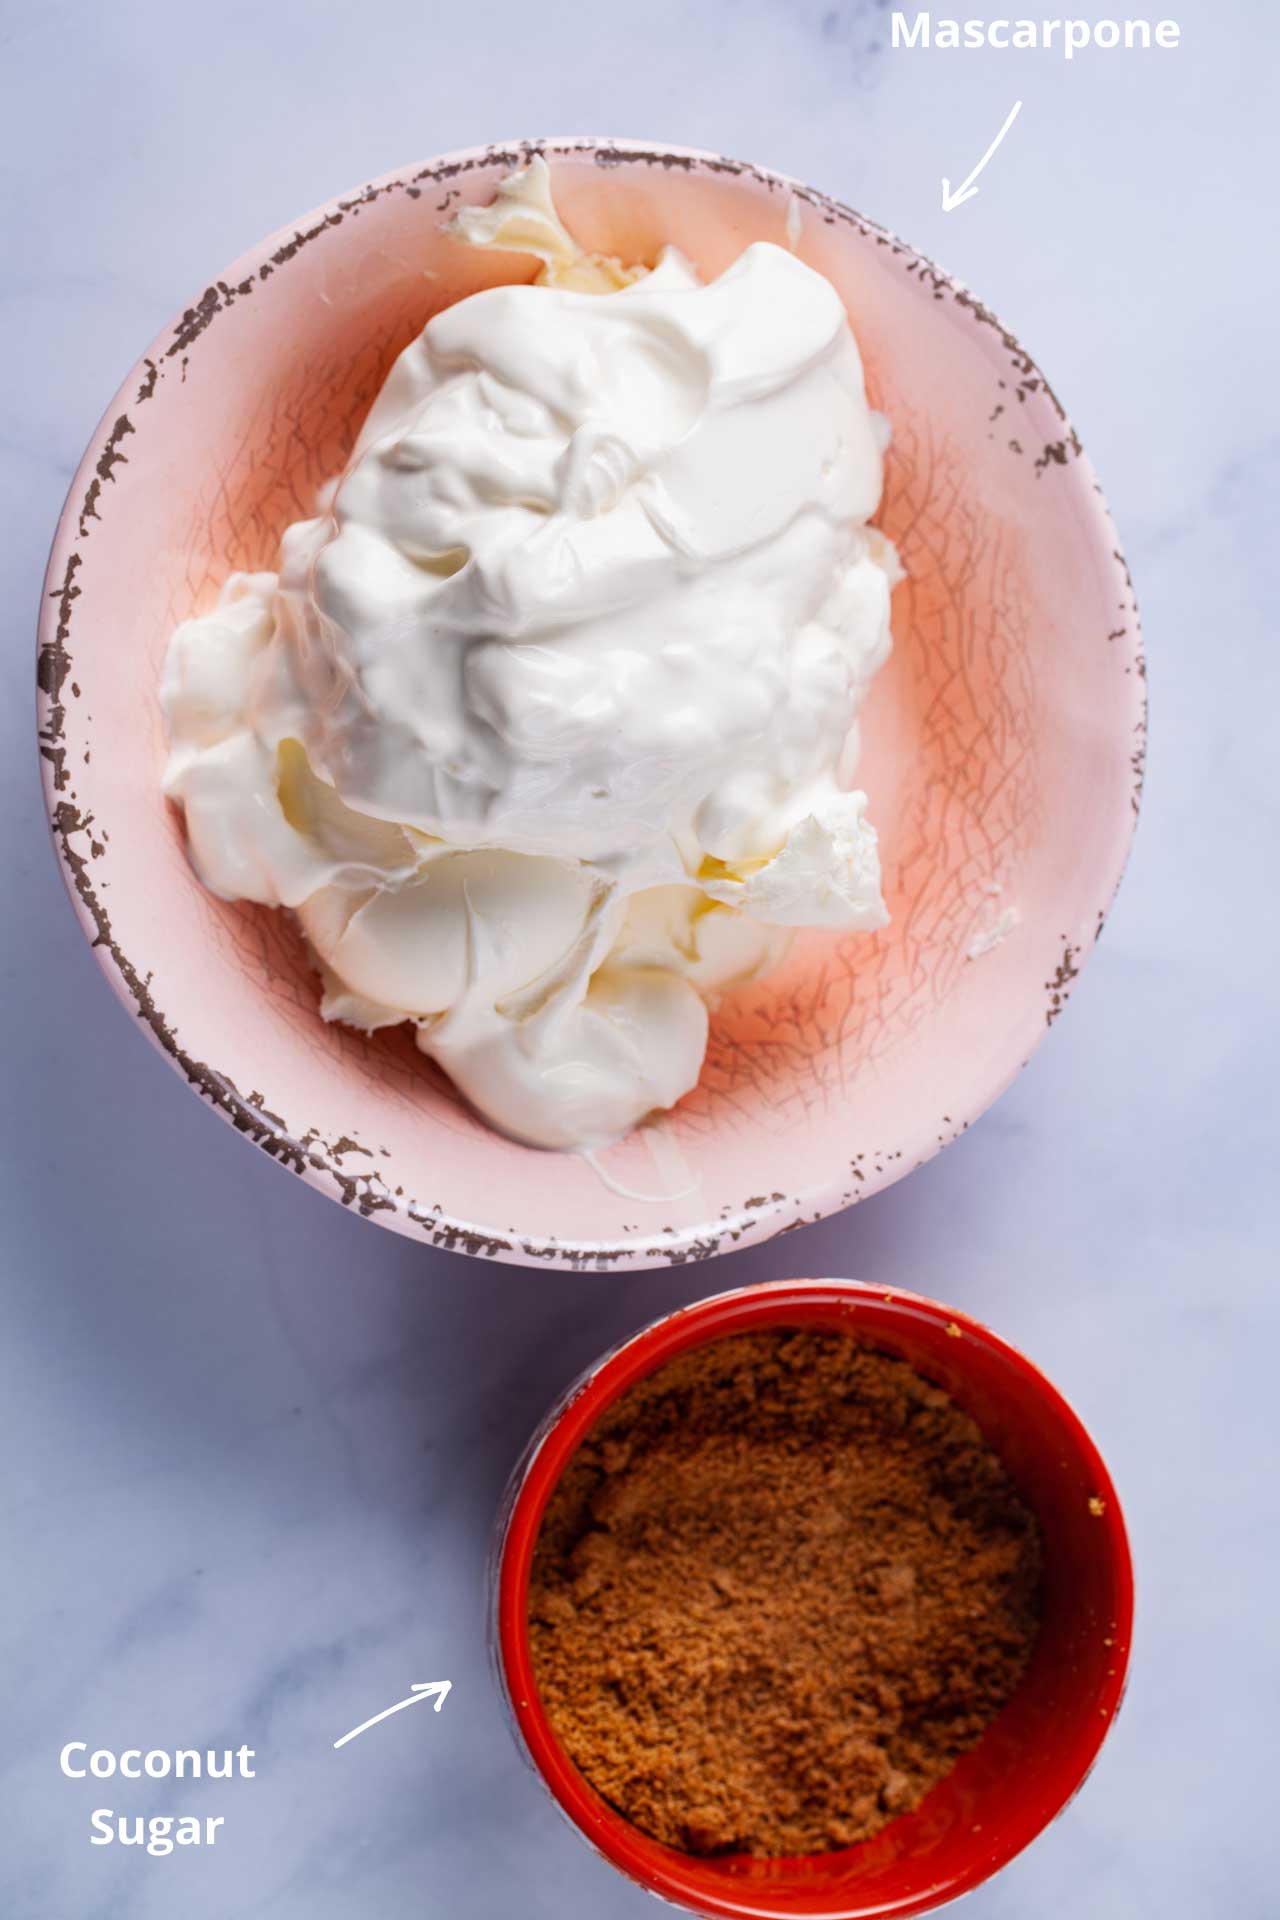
[39,141,1142,1265]
[496,1281,1133,1919]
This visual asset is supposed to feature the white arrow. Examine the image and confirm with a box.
[333,1680,452,1750]
[941,100,1023,212]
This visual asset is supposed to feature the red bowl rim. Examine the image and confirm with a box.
[494,1276,1134,1919]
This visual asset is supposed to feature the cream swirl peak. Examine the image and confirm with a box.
[161,160,898,1149]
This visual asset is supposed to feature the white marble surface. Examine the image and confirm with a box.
[3,2,1278,1914]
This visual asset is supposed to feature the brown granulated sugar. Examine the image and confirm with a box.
[527,1328,1042,1857]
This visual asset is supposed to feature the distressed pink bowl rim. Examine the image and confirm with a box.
[36,136,1145,1270]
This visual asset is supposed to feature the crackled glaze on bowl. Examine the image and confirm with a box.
[36,138,1144,1269]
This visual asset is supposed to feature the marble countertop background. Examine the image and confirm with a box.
[2,2,1277,1914]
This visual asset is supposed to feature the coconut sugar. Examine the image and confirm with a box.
[527,1328,1042,1857]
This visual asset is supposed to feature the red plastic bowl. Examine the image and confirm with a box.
[492,1279,1133,1918]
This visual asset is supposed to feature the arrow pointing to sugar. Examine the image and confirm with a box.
[941,100,1023,212]
[333,1680,452,1750]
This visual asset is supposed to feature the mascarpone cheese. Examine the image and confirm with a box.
[161,160,898,1149]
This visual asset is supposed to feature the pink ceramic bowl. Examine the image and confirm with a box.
[37,138,1143,1270]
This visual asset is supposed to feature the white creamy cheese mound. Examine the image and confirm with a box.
[161,161,899,1149]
